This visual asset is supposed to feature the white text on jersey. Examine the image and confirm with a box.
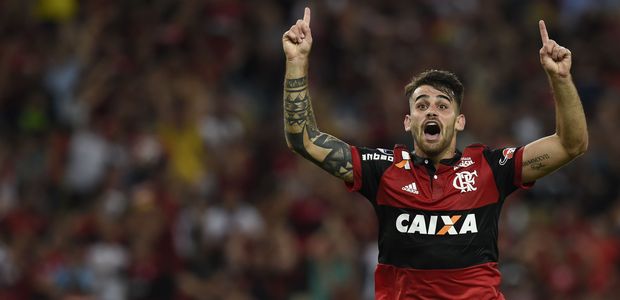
[395,213,478,235]
[362,153,394,162]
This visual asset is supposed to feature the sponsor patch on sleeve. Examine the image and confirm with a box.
[499,147,516,166]
[362,150,394,162]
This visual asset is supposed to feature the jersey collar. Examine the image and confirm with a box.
[411,149,463,167]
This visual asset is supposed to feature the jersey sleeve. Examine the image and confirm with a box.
[482,146,534,197]
[345,146,393,203]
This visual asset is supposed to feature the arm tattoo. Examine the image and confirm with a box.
[283,76,353,181]
[284,77,312,133]
[285,77,308,89]
[284,93,310,126]
[523,153,550,170]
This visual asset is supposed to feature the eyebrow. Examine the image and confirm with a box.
[414,94,452,102]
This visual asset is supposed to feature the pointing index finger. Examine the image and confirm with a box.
[539,20,549,44]
[303,7,311,26]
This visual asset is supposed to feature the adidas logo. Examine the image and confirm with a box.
[402,182,419,194]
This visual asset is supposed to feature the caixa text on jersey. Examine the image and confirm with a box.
[396,213,478,235]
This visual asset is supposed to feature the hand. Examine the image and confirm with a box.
[539,20,572,78]
[282,7,312,63]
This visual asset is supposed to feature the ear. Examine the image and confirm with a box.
[404,114,412,132]
[455,114,466,132]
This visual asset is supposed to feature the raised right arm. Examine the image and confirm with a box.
[282,8,353,183]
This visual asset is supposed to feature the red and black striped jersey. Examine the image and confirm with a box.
[345,144,533,300]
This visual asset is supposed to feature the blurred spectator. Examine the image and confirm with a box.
[0,0,618,299]
[201,190,264,243]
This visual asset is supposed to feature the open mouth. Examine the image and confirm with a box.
[423,121,441,142]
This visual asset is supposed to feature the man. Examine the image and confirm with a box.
[282,7,588,300]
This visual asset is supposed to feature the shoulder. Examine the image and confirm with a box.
[464,143,487,150]
[461,144,488,159]
[464,143,523,170]
[464,143,516,156]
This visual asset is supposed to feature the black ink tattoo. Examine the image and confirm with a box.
[523,153,550,170]
[285,77,307,89]
[284,93,310,126]
[283,77,353,181]
[530,163,545,170]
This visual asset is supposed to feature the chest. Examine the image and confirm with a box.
[376,156,500,211]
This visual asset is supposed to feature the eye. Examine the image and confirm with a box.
[439,104,448,110]
[416,104,427,110]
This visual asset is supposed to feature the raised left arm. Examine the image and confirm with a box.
[521,20,588,183]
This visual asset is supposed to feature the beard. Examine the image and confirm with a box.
[412,124,456,157]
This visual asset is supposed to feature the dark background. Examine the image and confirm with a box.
[0,0,619,299]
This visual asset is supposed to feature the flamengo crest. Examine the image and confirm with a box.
[453,171,478,193]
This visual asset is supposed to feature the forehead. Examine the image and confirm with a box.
[410,85,453,102]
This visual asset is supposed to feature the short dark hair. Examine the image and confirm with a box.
[404,70,464,109]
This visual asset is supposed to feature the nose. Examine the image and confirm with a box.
[426,110,438,117]
[425,103,439,117]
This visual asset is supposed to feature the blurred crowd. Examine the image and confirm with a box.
[0,0,619,299]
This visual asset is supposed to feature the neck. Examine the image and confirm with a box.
[413,140,457,168]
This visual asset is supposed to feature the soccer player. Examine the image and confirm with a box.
[282,7,588,300]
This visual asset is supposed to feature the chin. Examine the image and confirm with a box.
[424,148,444,157]
[419,141,448,156]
